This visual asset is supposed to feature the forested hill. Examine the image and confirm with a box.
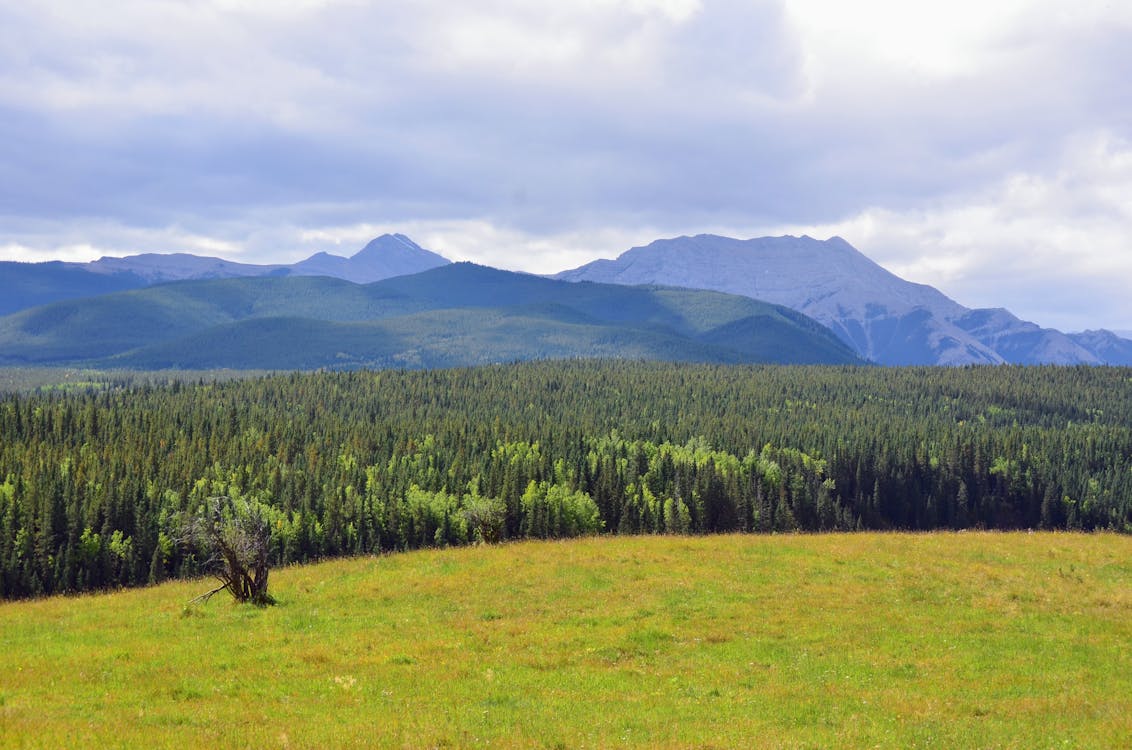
[0,261,148,316]
[1,362,1130,598]
[0,263,860,369]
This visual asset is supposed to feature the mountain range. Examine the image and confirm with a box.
[80,232,451,284]
[1,232,1129,368]
[0,233,449,316]
[0,263,860,370]
[555,235,1132,366]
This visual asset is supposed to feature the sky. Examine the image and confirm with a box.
[1,0,1130,332]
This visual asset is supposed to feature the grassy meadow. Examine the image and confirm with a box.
[1,532,1129,749]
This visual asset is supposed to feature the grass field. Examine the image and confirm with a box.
[1,533,1129,748]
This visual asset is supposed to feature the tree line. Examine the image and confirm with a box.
[1,361,1130,598]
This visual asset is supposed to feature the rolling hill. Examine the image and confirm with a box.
[0,263,862,369]
[2,534,1129,748]
[0,261,148,316]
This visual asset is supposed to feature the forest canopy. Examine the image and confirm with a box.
[1,361,1130,598]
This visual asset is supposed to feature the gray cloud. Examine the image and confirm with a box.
[1,0,1130,329]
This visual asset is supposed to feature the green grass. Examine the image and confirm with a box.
[1,533,1129,748]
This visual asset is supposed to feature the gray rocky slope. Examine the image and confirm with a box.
[555,234,1130,366]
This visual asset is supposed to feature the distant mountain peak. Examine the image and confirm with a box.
[353,233,426,259]
[82,252,282,282]
[302,234,449,283]
[66,233,451,287]
[556,233,1126,366]
[9,229,1128,367]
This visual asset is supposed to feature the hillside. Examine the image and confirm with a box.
[556,234,1131,366]
[0,263,862,369]
[1,533,1128,748]
[81,232,451,284]
[2,362,1130,600]
[0,261,148,316]
[286,233,451,283]
[0,234,451,315]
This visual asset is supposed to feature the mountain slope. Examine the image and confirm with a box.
[1,234,452,316]
[376,264,858,363]
[82,253,287,282]
[82,233,450,284]
[0,264,862,369]
[102,309,785,370]
[556,235,1118,366]
[555,234,998,365]
[1067,329,1132,366]
[0,261,148,316]
[951,308,1108,365]
[288,233,450,283]
[0,275,414,365]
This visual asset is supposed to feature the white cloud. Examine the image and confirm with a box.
[775,131,1132,330]
[784,0,1132,83]
[294,219,666,274]
[0,242,103,265]
[784,0,1031,79]
[0,222,246,263]
[1,0,1131,332]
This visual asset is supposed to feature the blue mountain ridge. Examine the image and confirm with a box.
[0,263,863,370]
[3,232,1128,366]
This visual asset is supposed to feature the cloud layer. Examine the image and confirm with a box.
[1,0,1130,330]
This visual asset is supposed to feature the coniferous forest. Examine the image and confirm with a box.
[1,361,1130,599]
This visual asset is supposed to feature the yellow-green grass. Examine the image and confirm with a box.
[1,533,1129,749]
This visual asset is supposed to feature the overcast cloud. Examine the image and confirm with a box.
[1,0,1130,330]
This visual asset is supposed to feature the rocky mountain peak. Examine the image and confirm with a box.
[556,234,1127,366]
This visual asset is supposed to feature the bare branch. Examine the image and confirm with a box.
[186,582,229,606]
[181,496,276,606]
